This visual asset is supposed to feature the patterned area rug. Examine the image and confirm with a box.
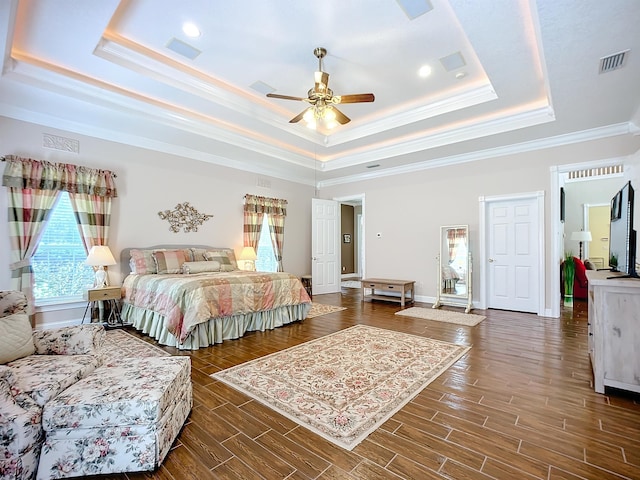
[101,329,169,364]
[341,280,362,289]
[395,307,486,326]
[212,325,469,450]
[307,302,346,318]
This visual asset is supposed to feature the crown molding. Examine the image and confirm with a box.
[322,105,555,171]
[5,60,316,168]
[325,84,498,147]
[0,102,317,186]
[317,122,634,188]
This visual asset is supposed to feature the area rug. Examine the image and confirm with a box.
[306,302,346,318]
[101,329,169,364]
[341,280,362,289]
[212,325,469,450]
[395,307,486,326]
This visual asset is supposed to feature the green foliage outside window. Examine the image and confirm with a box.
[32,193,95,300]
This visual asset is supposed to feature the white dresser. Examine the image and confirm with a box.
[586,270,640,394]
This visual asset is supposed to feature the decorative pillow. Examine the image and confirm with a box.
[182,260,222,274]
[204,251,237,271]
[0,312,35,364]
[130,249,164,274]
[191,248,238,267]
[153,250,188,274]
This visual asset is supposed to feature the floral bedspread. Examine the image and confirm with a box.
[123,271,311,344]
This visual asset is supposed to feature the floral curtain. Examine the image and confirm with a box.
[2,156,117,312]
[243,194,287,271]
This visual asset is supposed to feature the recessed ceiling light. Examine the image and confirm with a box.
[455,72,466,79]
[418,65,432,78]
[182,22,201,38]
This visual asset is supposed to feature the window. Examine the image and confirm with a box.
[32,192,94,302]
[254,215,277,272]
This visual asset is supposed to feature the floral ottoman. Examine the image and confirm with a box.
[36,356,192,479]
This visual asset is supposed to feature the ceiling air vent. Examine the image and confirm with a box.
[166,38,201,60]
[599,50,629,74]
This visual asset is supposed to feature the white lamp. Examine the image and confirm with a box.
[571,231,592,260]
[238,246,257,271]
[85,245,117,288]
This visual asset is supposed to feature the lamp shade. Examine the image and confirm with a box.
[85,246,117,266]
[571,231,592,242]
[239,246,257,261]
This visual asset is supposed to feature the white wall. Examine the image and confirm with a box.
[320,135,640,314]
[2,115,640,323]
[0,116,314,327]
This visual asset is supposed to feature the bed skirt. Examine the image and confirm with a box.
[121,302,312,350]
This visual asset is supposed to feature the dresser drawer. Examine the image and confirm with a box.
[365,282,401,291]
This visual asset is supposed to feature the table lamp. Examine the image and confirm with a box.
[571,231,592,260]
[238,246,257,271]
[85,245,117,288]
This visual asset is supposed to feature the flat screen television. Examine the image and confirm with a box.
[608,181,637,278]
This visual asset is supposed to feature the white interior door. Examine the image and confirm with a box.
[311,198,340,294]
[486,196,541,313]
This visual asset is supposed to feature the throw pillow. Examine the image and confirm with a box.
[182,260,222,274]
[153,250,187,274]
[205,251,237,272]
[130,249,163,274]
[0,312,35,364]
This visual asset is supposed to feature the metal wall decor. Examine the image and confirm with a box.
[158,202,213,233]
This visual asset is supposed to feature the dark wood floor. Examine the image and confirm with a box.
[113,288,640,480]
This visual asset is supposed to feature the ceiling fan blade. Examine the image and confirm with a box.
[332,107,351,125]
[267,93,307,102]
[333,93,375,104]
[289,108,309,123]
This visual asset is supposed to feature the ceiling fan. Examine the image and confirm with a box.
[267,47,375,127]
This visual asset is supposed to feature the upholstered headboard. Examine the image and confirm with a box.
[120,245,235,279]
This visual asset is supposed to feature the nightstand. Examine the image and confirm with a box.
[83,286,122,327]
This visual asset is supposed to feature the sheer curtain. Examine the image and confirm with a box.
[243,194,288,271]
[2,156,117,312]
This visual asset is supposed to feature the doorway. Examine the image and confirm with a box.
[311,194,365,294]
[335,194,365,282]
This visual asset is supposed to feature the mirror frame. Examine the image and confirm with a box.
[433,224,473,313]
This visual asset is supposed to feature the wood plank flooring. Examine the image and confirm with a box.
[114,288,640,480]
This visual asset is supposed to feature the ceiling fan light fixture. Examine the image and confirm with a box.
[267,47,374,128]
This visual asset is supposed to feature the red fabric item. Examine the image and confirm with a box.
[572,256,588,299]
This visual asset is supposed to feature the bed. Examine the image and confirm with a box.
[119,245,312,350]
[441,265,460,293]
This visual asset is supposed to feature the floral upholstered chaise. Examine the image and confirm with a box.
[0,290,192,480]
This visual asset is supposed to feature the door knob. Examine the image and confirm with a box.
[488,258,495,263]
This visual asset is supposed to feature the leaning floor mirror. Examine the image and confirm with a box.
[433,224,473,313]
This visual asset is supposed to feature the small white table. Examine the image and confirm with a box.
[361,278,415,307]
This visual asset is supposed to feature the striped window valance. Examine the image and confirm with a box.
[244,194,287,216]
[2,155,118,198]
